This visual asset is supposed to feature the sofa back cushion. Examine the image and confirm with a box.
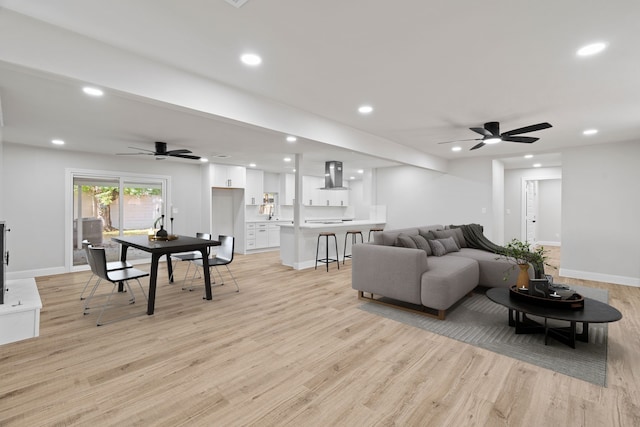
[432,229,467,248]
[376,225,443,246]
[394,233,418,248]
[410,234,433,256]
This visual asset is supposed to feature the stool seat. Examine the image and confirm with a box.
[315,232,339,271]
[343,230,364,264]
[368,228,384,242]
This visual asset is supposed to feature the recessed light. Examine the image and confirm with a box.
[199,157,209,163]
[283,157,292,162]
[358,105,373,114]
[533,163,542,168]
[451,146,462,152]
[357,169,364,174]
[350,176,355,180]
[82,86,104,97]
[583,129,598,135]
[249,163,256,167]
[286,136,297,142]
[524,154,533,159]
[577,42,607,57]
[241,53,262,66]
[51,139,65,145]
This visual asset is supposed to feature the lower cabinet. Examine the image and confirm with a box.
[246,222,281,250]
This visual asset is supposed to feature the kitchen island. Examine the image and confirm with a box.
[279,220,385,270]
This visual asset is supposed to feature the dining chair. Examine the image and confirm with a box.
[79,239,133,300]
[188,235,239,293]
[170,232,212,283]
[85,245,150,326]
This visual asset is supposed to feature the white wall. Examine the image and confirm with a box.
[537,179,562,245]
[503,167,562,242]
[376,157,495,239]
[561,141,640,286]
[2,143,203,276]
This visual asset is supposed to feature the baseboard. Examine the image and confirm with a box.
[536,240,560,247]
[559,268,640,288]
[7,266,67,280]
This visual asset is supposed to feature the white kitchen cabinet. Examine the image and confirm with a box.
[268,223,280,247]
[280,173,295,205]
[211,164,246,188]
[302,175,323,206]
[245,169,264,205]
[255,222,269,248]
[246,223,256,250]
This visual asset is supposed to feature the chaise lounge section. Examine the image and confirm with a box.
[352,224,531,319]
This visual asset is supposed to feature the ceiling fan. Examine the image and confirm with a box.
[438,121,552,150]
[117,141,202,160]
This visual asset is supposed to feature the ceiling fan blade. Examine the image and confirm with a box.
[470,127,492,137]
[437,138,482,145]
[128,146,155,153]
[166,149,193,155]
[170,153,202,160]
[502,136,539,143]
[502,122,552,136]
[470,142,486,150]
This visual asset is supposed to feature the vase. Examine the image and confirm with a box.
[517,263,530,289]
[156,225,168,238]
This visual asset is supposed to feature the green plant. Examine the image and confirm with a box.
[496,239,548,279]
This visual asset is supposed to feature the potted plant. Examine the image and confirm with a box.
[497,239,547,289]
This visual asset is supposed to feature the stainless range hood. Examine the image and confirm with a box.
[321,161,349,190]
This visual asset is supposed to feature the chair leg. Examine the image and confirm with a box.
[334,235,339,270]
[315,235,321,270]
[80,274,95,300]
[83,278,103,313]
[223,265,239,292]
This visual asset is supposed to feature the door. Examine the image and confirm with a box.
[525,180,538,243]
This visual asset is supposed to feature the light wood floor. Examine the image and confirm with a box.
[1,248,639,426]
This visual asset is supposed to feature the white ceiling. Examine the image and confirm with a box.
[1,0,639,174]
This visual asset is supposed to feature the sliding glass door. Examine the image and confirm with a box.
[70,171,168,268]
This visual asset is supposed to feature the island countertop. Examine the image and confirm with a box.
[279,220,384,229]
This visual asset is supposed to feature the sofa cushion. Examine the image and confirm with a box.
[420,255,479,310]
[439,236,460,253]
[395,233,418,249]
[428,239,446,256]
[448,248,533,288]
[409,234,432,256]
[433,229,466,248]
[419,229,436,241]
[376,227,420,246]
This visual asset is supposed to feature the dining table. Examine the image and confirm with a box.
[111,235,220,315]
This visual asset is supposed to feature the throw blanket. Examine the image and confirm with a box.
[450,223,545,278]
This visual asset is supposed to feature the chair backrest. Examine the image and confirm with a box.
[216,235,235,263]
[88,245,110,281]
[84,241,99,274]
[197,233,212,255]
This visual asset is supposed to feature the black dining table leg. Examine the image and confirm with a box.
[117,244,130,293]
[165,253,174,283]
[200,248,213,301]
[147,253,161,315]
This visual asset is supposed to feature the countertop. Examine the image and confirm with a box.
[279,220,385,229]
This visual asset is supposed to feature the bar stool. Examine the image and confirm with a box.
[368,227,384,242]
[343,230,364,264]
[315,232,340,271]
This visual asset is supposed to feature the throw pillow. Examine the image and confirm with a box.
[438,236,460,253]
[447,226,468,248]
[394,233,417,249]
[419,229,435,241]
[433,229,464,248]
[409,234,432,256]
[428,239,447,257]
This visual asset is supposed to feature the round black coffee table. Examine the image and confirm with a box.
[486,287,622,348]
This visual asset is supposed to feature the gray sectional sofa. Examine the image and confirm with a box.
[352,224,531,319]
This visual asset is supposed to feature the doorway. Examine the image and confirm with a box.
[521,178,562,246]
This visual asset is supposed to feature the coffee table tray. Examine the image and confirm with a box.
[509,286,584,310]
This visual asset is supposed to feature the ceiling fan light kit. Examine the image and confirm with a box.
[438,121,552,151]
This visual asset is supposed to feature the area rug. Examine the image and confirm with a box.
[359,285,609,386]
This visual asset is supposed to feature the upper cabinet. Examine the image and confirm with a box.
[302,175,323,206]
[245,169,264,205]
[210,164,246,188]
[280,173,295,205]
